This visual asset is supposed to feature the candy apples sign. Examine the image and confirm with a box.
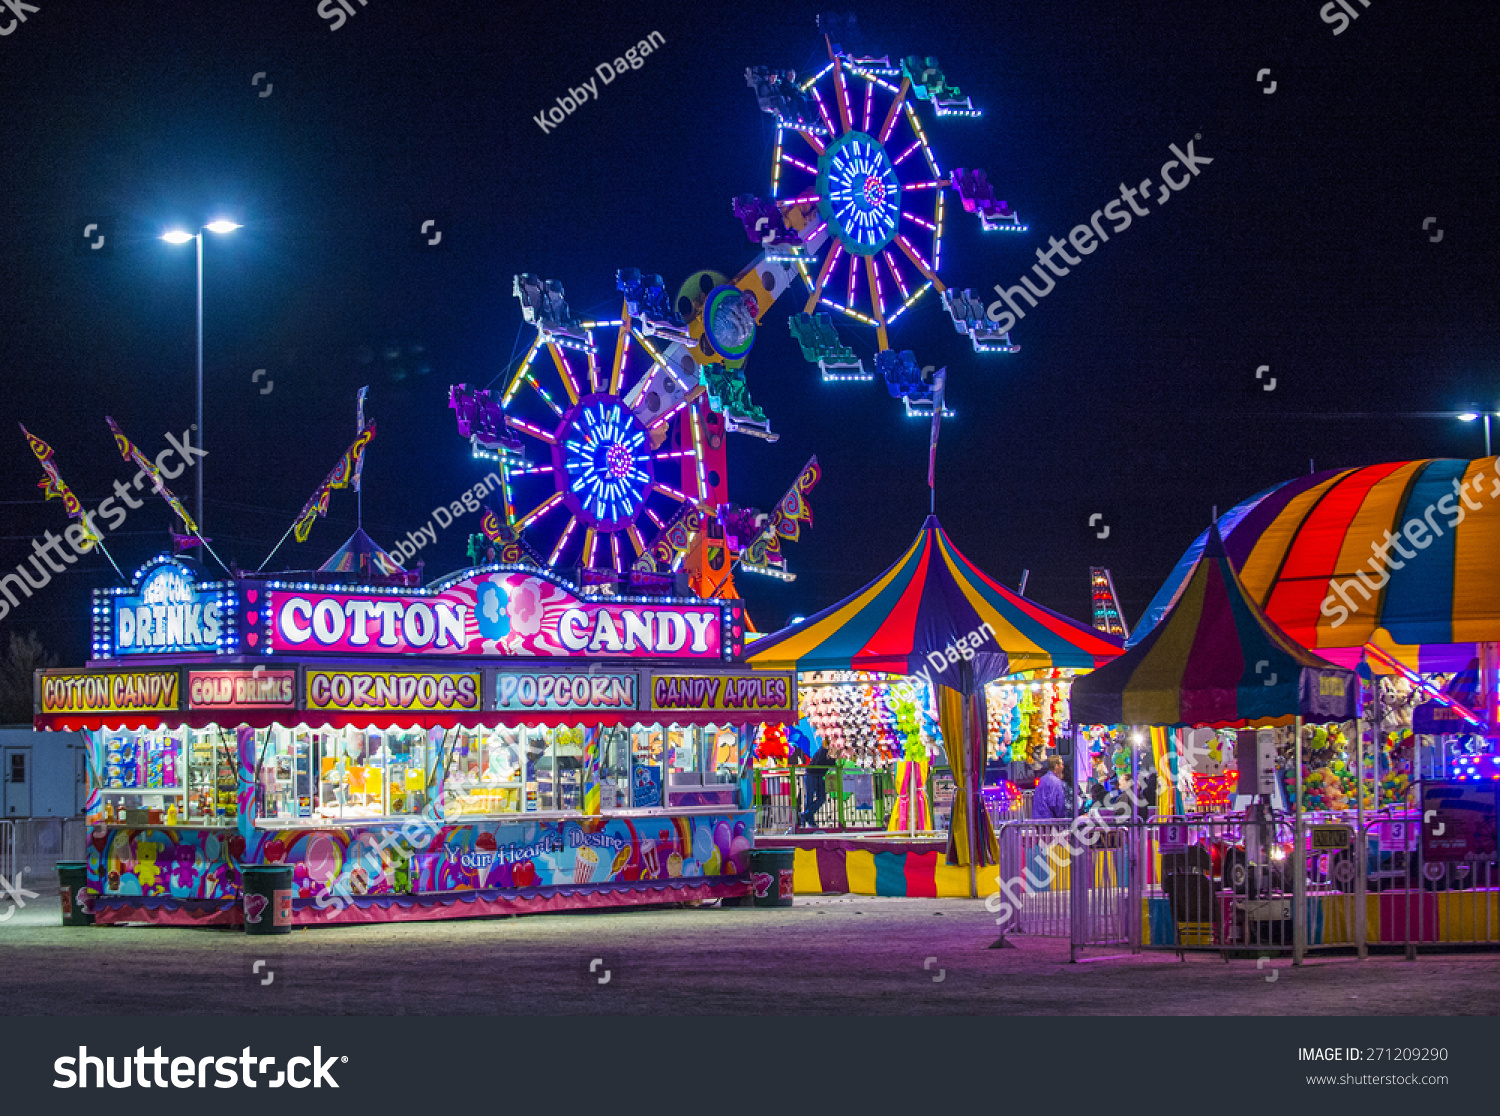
[266,569,740,660]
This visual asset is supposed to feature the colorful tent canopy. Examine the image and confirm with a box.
[745,515,1121,693]
[1137,458,1499,666]
[321,528,405,577]
[1070,526,1360,728]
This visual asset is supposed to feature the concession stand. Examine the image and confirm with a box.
[36,556,793,926]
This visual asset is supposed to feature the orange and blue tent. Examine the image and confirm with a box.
[1070,526,1360,729]
[745,515,1121,692]
[1138,458,1499,670]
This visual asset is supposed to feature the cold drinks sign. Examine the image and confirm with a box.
[264,569,742,661]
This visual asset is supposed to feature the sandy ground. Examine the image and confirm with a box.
[2,893,1497,1015]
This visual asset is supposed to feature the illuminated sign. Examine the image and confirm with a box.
[649,673,793,712]
[187,670,297,709]
[104,559,231,657]
[305,670,481,712]
[266,569,735,660]
[493,671,637,712]
[40,671,180,714]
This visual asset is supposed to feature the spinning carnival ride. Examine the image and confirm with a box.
[741,25,1028,412]
[447,17,1030,601]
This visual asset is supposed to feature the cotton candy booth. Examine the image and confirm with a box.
[36,557,795,928]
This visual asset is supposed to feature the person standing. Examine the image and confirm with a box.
[1032,756,1069,820]
[799,742,833,829]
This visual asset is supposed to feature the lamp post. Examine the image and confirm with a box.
[161,220,240,549]
[1457,411,1494,459]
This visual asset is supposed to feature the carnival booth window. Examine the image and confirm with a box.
[597,724,630,809]
[92,727,239,825]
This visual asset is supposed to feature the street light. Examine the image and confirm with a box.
[160,220,241,548]
[1457,411,1495,459]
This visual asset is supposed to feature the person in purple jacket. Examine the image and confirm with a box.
[1032,756,1070,820]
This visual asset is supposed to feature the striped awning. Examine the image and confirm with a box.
[1071,527,1360,729]
[1137,458,1500,663]
[745,516,1120,692]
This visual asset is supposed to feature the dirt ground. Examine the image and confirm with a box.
[2,893,1497,1015]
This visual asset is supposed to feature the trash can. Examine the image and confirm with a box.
[241,865,295,935]
[749,847,795,907]
[57,862,94,927]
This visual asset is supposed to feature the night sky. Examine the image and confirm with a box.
[2,0,1496,666]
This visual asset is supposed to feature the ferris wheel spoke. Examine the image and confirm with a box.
[809,86,837,139]
[804,240,843,314]
[880,248,913,302]
[505,414,559,444]
[501,336,544,407]
[515,491,564,531]
[830,54,853,132]
[864,256,888,330]
[895,234,945,293]
[546,341,582,405]
[609,301,633,394]
[547,515,581,566]
[878,78,911,144]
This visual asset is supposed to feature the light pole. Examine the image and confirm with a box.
[1457,411,1495,459]
[162,220,240,550]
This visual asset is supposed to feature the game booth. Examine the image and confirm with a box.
[35,556,795,928]
[746,516,1121,898]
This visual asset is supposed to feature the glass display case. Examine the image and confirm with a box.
[94,727,237,825]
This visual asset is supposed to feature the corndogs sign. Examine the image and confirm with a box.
[266,569,740,660]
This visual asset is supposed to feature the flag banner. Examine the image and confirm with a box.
[19,423,98,545]
[742,456,821,565]
[928,367,947,489]
[353,387,370,492]
[104,416,199,536]
[293,422,376,543]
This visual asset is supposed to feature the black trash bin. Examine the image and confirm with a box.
[749,847,796,907]
[57,861,94,927]
[241,865,295,935]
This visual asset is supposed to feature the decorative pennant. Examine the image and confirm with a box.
[292,422,376,544]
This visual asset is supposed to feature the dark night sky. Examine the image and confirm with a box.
[1,0,1496,665]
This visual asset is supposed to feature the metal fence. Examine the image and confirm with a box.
[993,808,1499,959]
[0,817,87,886]
[754,767,899,833]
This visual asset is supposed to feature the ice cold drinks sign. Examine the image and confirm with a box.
[267,570,734,660]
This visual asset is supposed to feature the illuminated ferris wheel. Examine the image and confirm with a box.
[742,27,1028,407]
[450,276,708,578]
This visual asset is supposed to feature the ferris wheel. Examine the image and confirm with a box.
[740,24,1028,411]
[450,276,709,579]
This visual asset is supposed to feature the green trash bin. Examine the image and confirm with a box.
[749,847,796,907]
[241,865,295,936]
[57,862,94,927]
